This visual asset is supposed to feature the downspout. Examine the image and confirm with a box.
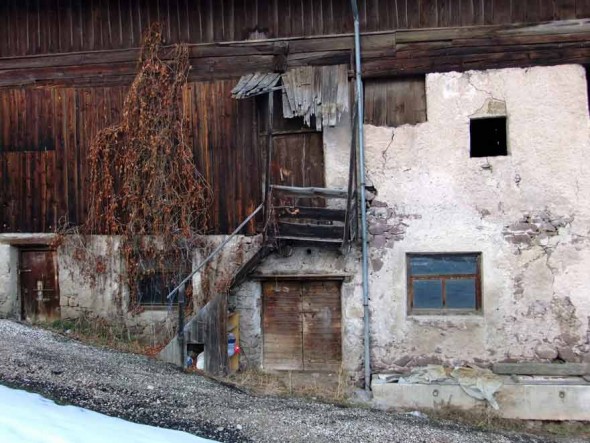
[350,0,371,392]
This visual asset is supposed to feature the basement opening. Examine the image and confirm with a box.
[470,117,507,158]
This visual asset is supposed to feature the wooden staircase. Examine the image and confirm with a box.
[270,185,349,245]
[159,241,274,374]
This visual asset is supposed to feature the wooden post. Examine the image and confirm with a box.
[178,283,186,369]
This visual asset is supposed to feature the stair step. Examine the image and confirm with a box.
[271,184,348,199]
[275,236,343,244]
[277,221,344,239]
[275,206,346,222]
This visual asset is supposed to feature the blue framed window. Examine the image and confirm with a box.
[407,253,482,314]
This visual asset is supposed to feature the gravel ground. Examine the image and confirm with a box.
[0,320,572,443]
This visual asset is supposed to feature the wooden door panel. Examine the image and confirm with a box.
[271,132,325,207]
[301,281,342,372]
[20,249,59,322]
[262,281,303,370]
[262,280,342,372]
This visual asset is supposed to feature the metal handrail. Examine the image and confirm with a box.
[166,203,264,301]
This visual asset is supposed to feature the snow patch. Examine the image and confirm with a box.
[0,385,218,443]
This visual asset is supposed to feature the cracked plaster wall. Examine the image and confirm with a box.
[0,244,18,318]
[0,234,262,345]
[361,64,590,371]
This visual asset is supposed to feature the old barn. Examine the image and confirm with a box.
[1,0,590,420]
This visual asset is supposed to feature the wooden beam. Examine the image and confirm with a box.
[493,362,590,376]
[250,274,349,280]
[277,221,344,238]
[0,19,588,87]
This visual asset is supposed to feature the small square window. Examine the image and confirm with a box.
[470,117,507,157]
[407,253,482,314]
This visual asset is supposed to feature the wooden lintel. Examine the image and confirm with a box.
[0,234,57,246]
[493,362,590,376]
[251,274,349,280]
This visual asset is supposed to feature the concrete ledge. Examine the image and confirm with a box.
[372,381,590,420]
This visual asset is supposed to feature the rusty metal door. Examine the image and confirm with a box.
[20,249,59,322]
[262,280,341,371]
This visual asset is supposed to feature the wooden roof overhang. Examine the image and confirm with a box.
[0,19,588,88]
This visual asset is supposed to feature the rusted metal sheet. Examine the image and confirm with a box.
[20,249,60,323]
[364,76,427,127]
[2,1,586,58]
[0,79,261,234]
[262,280,342,372]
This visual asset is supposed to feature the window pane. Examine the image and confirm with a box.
[410,255,477,276]
[446,279,476,309]
[413,280,443,309]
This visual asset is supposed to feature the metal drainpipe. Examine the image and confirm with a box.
[350,0,371,392]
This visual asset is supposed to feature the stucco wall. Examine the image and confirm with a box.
[0,234,262,344]
[0,244,18,318]
[362,64,590,370]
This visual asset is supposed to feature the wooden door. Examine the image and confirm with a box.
[262,280,341,372]
[301,281,342,372]
[271,132,325,207]
[20,249,59,322]
[262,281,303,370]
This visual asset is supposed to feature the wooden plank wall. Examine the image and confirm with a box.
[0,80,260,234]
[186,80,261,234]
[0,87,127,232]
[1,1,589,57]
[364,76,427,127]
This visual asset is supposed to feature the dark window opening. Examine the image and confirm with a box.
[137,254,191,307]
[407,253,482,314]
[137,272,184,306]
[470,117,507,157]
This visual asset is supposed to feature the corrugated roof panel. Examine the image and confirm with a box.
[231,72,281,99]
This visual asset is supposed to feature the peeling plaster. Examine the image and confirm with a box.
[362,64,590,370]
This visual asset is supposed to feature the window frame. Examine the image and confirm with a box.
[406,252,482,316]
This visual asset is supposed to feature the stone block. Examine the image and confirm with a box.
[558,346,579,363]
[534,343,558,360]
[371,235,387,249]
[368,224,389,236]
[508,222,538,233]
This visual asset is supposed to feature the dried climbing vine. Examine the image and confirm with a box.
[85,23,212,310]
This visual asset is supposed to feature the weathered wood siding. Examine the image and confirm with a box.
[1,0,589,58]
[262,280,342,372]
[364,76,427,127]
[0,80,260,234]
